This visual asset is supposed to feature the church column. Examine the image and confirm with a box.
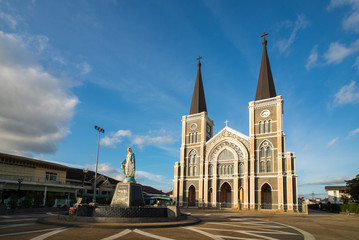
[204,162,209,205]
[248,102,255,209]
[233,159,239,208]
[213,164,217,207]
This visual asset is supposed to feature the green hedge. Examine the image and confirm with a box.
[340,204,359,213]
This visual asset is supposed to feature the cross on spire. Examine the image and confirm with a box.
[261,32,269,41]
[225,120,229,127]
[197,56,202,63]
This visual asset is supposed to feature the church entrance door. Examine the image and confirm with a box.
[220,182,231,207]
[189,185,196,206]
[261,183,272,209]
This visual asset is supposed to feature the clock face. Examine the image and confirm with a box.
[260,110,270,118]
[190,123,197,130]
[207,125,211,133]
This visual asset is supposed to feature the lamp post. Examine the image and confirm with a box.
[17,178,23,198]
[93,125,104,204]
[82,168,88,198]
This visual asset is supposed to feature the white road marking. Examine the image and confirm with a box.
[0,218,36,222]
[0,215,12,218]
[30,227,72,240]
[0,227,66,238]
[254,218,316,240]
[0,223,36,229]
[183,226,223,240]
[46,212,57,216]
[101,229,132,240]
[133,229,174,240]
[207,221,288,229]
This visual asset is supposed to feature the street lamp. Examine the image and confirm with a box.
[82,168,88,198]
[93,125,104,204]
[17,178,23,198]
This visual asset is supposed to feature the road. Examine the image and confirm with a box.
[0,210,313,240]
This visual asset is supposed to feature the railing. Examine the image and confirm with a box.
[177,201,307,213]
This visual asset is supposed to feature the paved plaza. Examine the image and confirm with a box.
[0,209,358,240]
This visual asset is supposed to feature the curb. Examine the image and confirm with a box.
[37,215,201,229]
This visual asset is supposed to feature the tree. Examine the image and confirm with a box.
[345,174,359,202]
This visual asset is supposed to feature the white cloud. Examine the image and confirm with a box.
[334,81,359,105]
[77,62,92,75]
[0,11,18,29]
[298,177,348,186]
[136,170,165,183]
[277,14,310,54]
[101,129,176,149]
[101,130,132,147]
[324,41,354,64]
[306,45,319,69]
[328,0,359,33]
[0,30,78,155]
[327,137,339,147]
[348,127,359,136]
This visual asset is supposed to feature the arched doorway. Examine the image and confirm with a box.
[261,183,272,209]
[188,185,196,206]
[220,182,232,207]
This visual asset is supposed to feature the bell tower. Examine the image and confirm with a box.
[248,33,297,210]
[173,57,214,206]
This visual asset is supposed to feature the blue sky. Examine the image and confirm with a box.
[0,0,358,198]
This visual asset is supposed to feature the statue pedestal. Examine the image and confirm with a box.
[111,182,144,207]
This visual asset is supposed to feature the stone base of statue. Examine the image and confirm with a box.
[110,182,144,207]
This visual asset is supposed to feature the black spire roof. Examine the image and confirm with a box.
[255,33,277,101]
[189,56,207,115]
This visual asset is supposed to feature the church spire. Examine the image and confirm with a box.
[189,56,207,115]
[255,32,277,101]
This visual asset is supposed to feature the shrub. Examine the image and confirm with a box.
[19,194,32,208]
[8,194,19,209]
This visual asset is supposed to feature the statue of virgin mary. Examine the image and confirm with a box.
[121,147,136,182]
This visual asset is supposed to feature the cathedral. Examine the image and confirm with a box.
[173,36,298,211]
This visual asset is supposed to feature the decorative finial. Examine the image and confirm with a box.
[225,120,229,127]
[197,56,202,63]
[261,32,269,46]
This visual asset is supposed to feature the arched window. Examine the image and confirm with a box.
[189,166,192,176]
[260,161,265,172]
[188,134,191,144]
[191,133,194,143]
[268,120,272,132]
[263,120,267,133]
[195,132,198,143]
[260,147,265,158]
[218,149,235,161]
[259,121,262,134]
[193,166,197,176]
[266,161,271,172]
[231,165,234,174]
[226,165,229,175]
[266,147,271,157]
[193,155,196,163]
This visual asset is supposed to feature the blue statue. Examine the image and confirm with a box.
[121,147,136,182]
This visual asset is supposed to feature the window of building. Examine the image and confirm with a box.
[268,120,272,132]
[266,147,271,157]
[260,161,265,172]
[263,120,267,133]
[260,147,265,158]
[259,121,262,134]
[218,149,235,161]
[46,172,57,182]
[209,165,213,176]
[193,166,196,176]
[266,160,271,172]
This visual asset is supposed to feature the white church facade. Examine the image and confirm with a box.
[173,36,298,211]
